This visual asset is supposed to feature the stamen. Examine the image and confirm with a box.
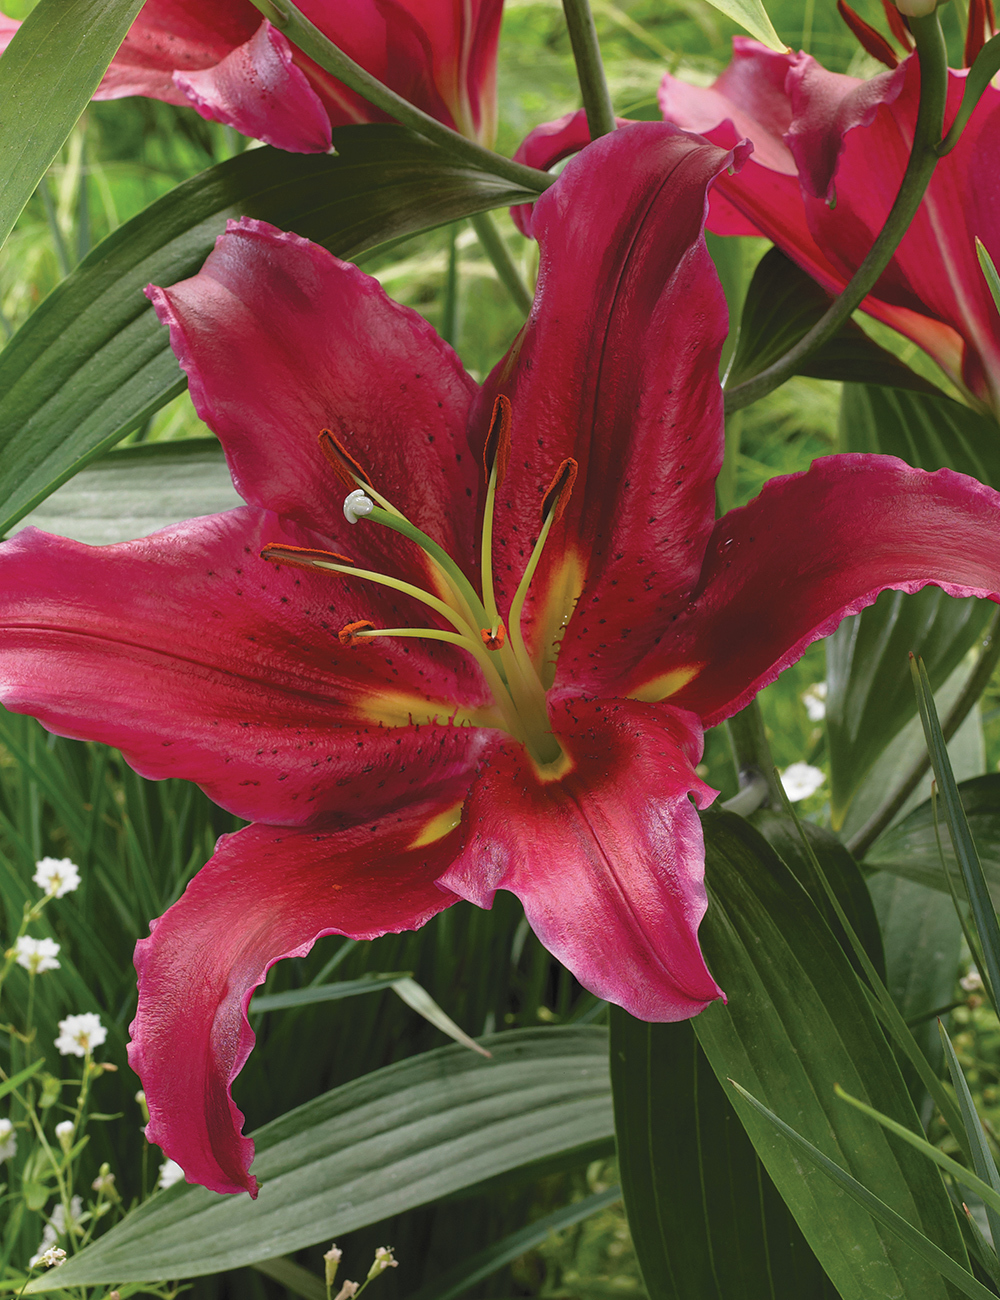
[836,0,897,67]
[339,620,376,646]
[344,488,375,524]
[540,458,578,525]
[319,430,373,490]
[482,395,512,487]
[261,543,355,569]
[481,625,506,651]
[880,0,913,48]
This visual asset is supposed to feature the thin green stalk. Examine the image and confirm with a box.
[724,11,949,414]
[247,0,551,195]
[725,698,784,806]
[38,177,71,279]
[441,222,461,347]
[561,0,617,139]
[469,211,533,316]
[848,605,1000,859]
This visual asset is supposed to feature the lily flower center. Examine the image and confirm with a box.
[262,398,573,770]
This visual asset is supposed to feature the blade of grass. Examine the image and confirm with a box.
[250,972,411,1013]
[0,1060,44,1101]
[939,1023,1000,1255]
[392,977,492,1057]
[730,1079,995,1300]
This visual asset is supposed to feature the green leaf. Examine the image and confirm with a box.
[252,1257,325,1300]
[0,1058,44,1101]
[729,1081,995,1300]
[400,1186,622,1300]
[866,873,963,1088]
[24,1027,611,1290]
[391,977,491,1057]
[866,775,1000,906]
[11,438,240,545]
[251,972,412,1014]
[976,238,1000,315]
[939,1024,1000,1253]
[610,1013,835,1300]
[726,250,941,395]
[0,126,536,537]
[0,0,144,253]
[749,808,886,979]
[699,0,786,51]
[693,811,969,1300]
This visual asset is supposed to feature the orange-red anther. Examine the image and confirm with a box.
[260,543,354,569]
[339,620,377,646]
[482,394,513,486]
[318,429,373,491]
[541,457,578,525]
[480,624,506,651]
[966,0,991,66]
[837,0,898,67]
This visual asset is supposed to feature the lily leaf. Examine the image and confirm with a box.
[610,1012,836,1299]
[726,249,941,394]
[23,1027,611,1290]
[0,0,144,253]
[693,811,969,1300]
[700,0,787,51]
[0,125,536,538]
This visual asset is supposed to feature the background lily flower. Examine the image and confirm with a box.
[0,0,502,152]
[658,38,1000,411]
[3,123,1000,1199]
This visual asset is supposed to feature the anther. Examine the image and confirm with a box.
[319,430,373,490]
[339,620,376,646]
[261,543,354,569]
[481,625,506,651]
[541,458,578,525]
[344,488,375,524]
[483,394,512,486]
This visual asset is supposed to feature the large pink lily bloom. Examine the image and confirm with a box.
[0,0,501,151]
[657,38,1000,411]
[3,124,1000,1197]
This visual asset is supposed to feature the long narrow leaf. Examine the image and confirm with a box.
[0,1059,44,1101]
[250,973,410,1013]
[730,1081,995,1300]
[939,1024,1000,1258]
[392,977,491,1058]
[0,0,143,252]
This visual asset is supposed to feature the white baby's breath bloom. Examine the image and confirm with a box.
[0,1117,16,1163]
[14,935,61,974]
[54,1012,107,1057]
[54,1119,74,1152]
[801,681,828,722]
[29,1196,83,1265]
[35,1247,66,1269]
[368,1247,398,1278]
[962,969,985,993]
[333,1283,359,1300]
[780,762,826,803]
[32,857,81,898]
[92,1168,116,1194]
[157,1159,185,1189]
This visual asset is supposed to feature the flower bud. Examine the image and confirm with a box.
[55,1120,74,1153]
[324,1245,343,1287]
[368,1248,398,1280]
[894,0,937,14]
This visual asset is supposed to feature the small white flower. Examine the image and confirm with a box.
[14,935,61,974]
[92,1169,115,1194]
[324,1245,343,1286]
[0,1117,16,1163]
[780,762,826,803]
[54,1012,107,1057]
[368,1247,399,1278]
[49,1196,83,1236]
[35,1246,66,1269]
[802,681,828,722]
[962,969,985,993]
[333,1283,359,1300]
[54,1119,74,1151]
[157,1158,185,1189]
[32,857,81,898]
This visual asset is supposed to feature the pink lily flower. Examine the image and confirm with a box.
[0,0,501,151]
[3,124,1000,1198]
[657,37,1000,411]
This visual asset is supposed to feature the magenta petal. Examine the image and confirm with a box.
[509,109,628,236]
[130,805,462,1195]
[440,698,723,1021]
[174,22,332,152]
[148,218,480,581]
[0,511,493,826]
[635,456,1000,727]
[479,124,748,694]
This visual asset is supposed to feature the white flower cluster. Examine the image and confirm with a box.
[0,1117,16,1163]
[801,681,828,722]
[780,762,826,803]
[13,935,60,975]
[157,1159,185,1190]
[29,1196,82,1267]
[54,1012,107,1058]
[32,857,81,899]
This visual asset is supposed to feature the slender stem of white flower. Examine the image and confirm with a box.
[247,0,553,195]
[724,11,949,414]
[469,211,534,316]
[561,0,617,139]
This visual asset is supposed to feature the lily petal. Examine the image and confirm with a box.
[0,511,493,826]
[130,802,462,1196]
[629,456,1000,726]
[174,22,333,153]
[440,697,723,1021]
[478,124,749,691]
[148,218,481,586]
[509,109,630,236]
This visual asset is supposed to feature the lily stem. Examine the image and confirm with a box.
[847,604,1000,860]
[470,211,534,316]
[441,221,461,347]
[723,10,949,414]
[247,0,553,195]
[725,698,785,808]
[561,0,617,139]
